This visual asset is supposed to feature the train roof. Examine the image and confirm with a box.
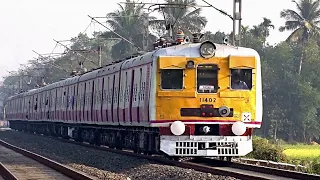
[152,42,260,59]
[6,41,260,100]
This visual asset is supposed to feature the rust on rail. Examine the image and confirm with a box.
[0,140,94,180]
[0,162,18,180]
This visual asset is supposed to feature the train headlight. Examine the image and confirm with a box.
[202,126,210,134]
[170,121,185,136]
[200,41,216,58]
[232,121,246,136]
[186,60,195,68]
[219,106,230,117]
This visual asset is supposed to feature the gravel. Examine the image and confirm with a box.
[0,130,239,180]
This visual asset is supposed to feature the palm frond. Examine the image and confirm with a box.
[280,20,301,32]
[280,9,304,21]
[286,27,303,42]
[314,19,320,24]
[106,20,123,30]
[292,0,305,16]
[310,9,320,21]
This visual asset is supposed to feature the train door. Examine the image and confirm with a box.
[118,71,126,125]
[131,68,141,124]
[72,84,77,122]
[123,70,132,125]
[111,74,119,124]
[102,76,110,124]
[67,85,72,122]
[139,65,151,124]
[97,77,103,123]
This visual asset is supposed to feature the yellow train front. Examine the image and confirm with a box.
[150,40,263,158]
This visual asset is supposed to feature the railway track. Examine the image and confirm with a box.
[189,158,320,180]
[3,128,320,180]
[0,139,95,180]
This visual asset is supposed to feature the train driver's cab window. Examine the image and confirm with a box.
[197,64,218,93]
[230,69,252,90]
[161,69,183,90]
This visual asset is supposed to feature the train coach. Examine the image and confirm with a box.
[4,34,262,160]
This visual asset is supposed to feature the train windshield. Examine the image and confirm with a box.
[161,69,183,90]
[230,69,252,90]
[197,64,218,93]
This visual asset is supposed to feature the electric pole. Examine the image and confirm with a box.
[233,0,242,46]
[202,0,242,46]
[99,45,102,67]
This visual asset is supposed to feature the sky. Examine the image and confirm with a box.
[0,0,296,80]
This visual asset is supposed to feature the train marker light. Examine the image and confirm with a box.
[232,121,246,136]
[202,126,210,134]
[170,121,185,136]
[186,60,195,68]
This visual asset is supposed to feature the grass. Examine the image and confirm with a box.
[281,143,320,174]
[282,144,320,161]
[249,136,320,174]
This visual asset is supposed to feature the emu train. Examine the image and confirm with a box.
[4,34,262,160]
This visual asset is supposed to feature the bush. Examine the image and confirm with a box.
[246,136,287,162]
[311,157,320,174]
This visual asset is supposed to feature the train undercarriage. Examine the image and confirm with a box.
[8,120,246,162]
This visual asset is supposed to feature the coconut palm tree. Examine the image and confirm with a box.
[279,0,320,74]
[279,0,320,42]
[250,18,274,45]
[261,18,275,43]
[101,0,157,59]
[150,0,207,39]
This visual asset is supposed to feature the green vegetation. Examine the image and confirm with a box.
[247,136,287,162]
[249,136,320,174]
[283,144,320,160]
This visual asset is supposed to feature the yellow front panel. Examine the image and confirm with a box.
[229,56,256,69]
[155,56,257,122]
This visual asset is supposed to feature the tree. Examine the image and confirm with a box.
[101,0,157,59]
[250,17,275,45]
[202,31,228,43]
[150,0,207,39]
[279,0,320,74]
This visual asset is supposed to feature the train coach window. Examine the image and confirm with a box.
[197,64,218,93]
[161,69,183,90]
[230,69,252,90]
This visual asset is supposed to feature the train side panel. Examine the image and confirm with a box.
[120,53,154,126]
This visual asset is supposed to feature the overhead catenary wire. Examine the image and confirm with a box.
[88,15,141,51]
[53,39,99,67]
[201,0,233,20]
[32,50,69,73]
[82,19,93,34]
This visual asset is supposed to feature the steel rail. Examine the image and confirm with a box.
[192,157,320,180]
[0,162,18,180]
[0,140,94,180]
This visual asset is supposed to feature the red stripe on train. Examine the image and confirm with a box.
[150,120,261,124]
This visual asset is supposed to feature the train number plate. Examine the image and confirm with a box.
[199,98,216,103]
